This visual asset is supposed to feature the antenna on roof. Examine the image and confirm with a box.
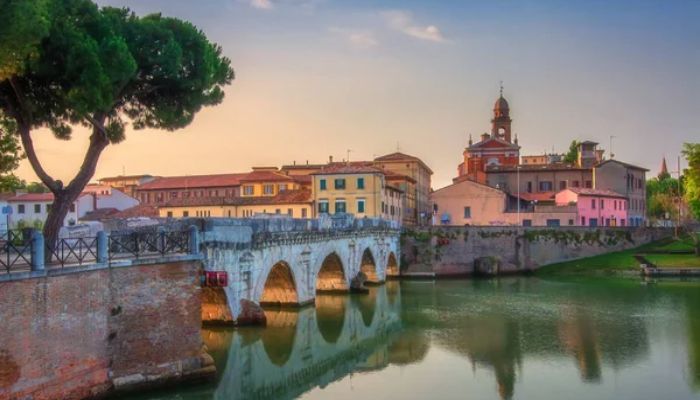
[346,149,352,164]
[396,141,401,152]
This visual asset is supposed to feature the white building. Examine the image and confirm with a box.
[6,187,139,229]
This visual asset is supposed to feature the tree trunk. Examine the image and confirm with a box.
[42,126,109,263]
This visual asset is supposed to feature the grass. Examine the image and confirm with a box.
[536,242,657,275]
[646,233,700,253]
[644,253,700,268]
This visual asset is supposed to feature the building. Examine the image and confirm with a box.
[98,174,156,198]
[444,89,648,226]
[239,167,309,197]
[555,188,628,227]
[135,173,247,205]
[431,179,578,226]
[456,89,520,183]
[6,188,139,229]
[158,189,313,219]
[311,164,404,224]
[593,160,648,226]
[374,152,433,226]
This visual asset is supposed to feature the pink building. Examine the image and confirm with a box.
[555,188,628,227]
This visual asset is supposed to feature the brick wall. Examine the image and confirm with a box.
[0,260,214,400]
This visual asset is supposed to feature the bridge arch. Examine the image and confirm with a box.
[316,252,349,292]
[260,261,299,306]
[386,252,399,278]
[360,248,381,284]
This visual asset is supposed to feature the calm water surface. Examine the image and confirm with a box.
[129,277,700,400]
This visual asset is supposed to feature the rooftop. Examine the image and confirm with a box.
[138,173,248,190]
[563,188,627,198]
[162,189,313,208]
[374,152,434,174]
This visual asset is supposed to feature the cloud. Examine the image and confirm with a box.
[382,10,446,43]
[249,0,274,10]
[330,28,379,49]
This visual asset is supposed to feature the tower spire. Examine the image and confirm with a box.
[499,80,503,97]
[658,156,670,179]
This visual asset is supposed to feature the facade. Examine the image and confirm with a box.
[239,168,306,197]
[485,165,593,195]
[7,193,91,228]
[159,189,313,219]
[311,164,404,224]
[135,173,247,205]
[374,152,432,226]
[98,174,156,198]
[555,188,628,227]
[593,160,648,226]
[431,179,578,226]
[456,92,520,183]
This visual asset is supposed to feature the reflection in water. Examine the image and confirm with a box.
[126,278,700,400]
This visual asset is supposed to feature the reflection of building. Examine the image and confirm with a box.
[558,311,602,382]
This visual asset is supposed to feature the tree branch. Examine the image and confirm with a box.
[17,126,60,192]
[65,113,109,193]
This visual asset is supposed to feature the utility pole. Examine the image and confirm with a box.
[677,155,682,237]
[609,135,616,158]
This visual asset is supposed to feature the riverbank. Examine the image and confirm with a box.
[537,235,700,276]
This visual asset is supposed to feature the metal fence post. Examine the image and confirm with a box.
[97,231,108,263]
[31,231,45,271]
[188,225,199,255]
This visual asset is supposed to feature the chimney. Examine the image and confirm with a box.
[329,155,333,163]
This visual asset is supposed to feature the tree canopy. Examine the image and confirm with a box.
[563,140,579,164]
[0,117,24,192]
[0,0,233,252]
[682,143,700,220]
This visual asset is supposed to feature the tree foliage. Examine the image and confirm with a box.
[0,116,24,191]
[682,143,700,220]
[0,0,234,253]
[563,140,579,164]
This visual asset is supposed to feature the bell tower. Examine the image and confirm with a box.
[491,83,512,143]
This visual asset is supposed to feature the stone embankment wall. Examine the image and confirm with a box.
[401,227,671,276]
[0,260,214,400]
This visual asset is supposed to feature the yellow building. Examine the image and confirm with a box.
[239,167,309,197]
[311,164,403,224]
[159,189,313,219]
[374,152,433,226]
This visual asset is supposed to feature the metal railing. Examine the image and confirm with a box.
[108,230,190,260]
[0,230,33,273]
[0,227,196,274]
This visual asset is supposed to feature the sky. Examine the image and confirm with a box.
[14,0,700,189]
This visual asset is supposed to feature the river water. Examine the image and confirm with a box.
[128,277,700,400]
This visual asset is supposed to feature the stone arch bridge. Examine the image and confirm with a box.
[199,217,400,321]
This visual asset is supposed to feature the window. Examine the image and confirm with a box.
[18,204,25,214]
[279,184,287,192]
[605,218,611,226]
[601,199,605,210]
[275,209,281,214]
[335,199,346,213]
[581,216,586,225]
[522,219,532,227]
[167,211,173,218]
[546,219,561,227]
[591,199,596,209]
[319,179,327,190]
[559,181,567,190]
[589,218,598,227]
[34,204,41,213]
[263,184,274,195]
[621,219,625,226]
[334,178,346,190]
[183,211,189,217]
[357,199,366,213]
[287,208,293,216]
[526,181,532,193]
[357,178,365,189]
[568,219,574,226]
[572,180,580,188]
[301,208,308,218]
[539,181,553,192]
[171,191,178,199]
[243,185,254,196]
[390,205,395,216]
[318,200,329,214]
[585,180,593,188]
[463,206,471,218]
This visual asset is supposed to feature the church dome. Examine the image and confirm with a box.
[494,96,509,112]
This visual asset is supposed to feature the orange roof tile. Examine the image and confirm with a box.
[138,173,247,190]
